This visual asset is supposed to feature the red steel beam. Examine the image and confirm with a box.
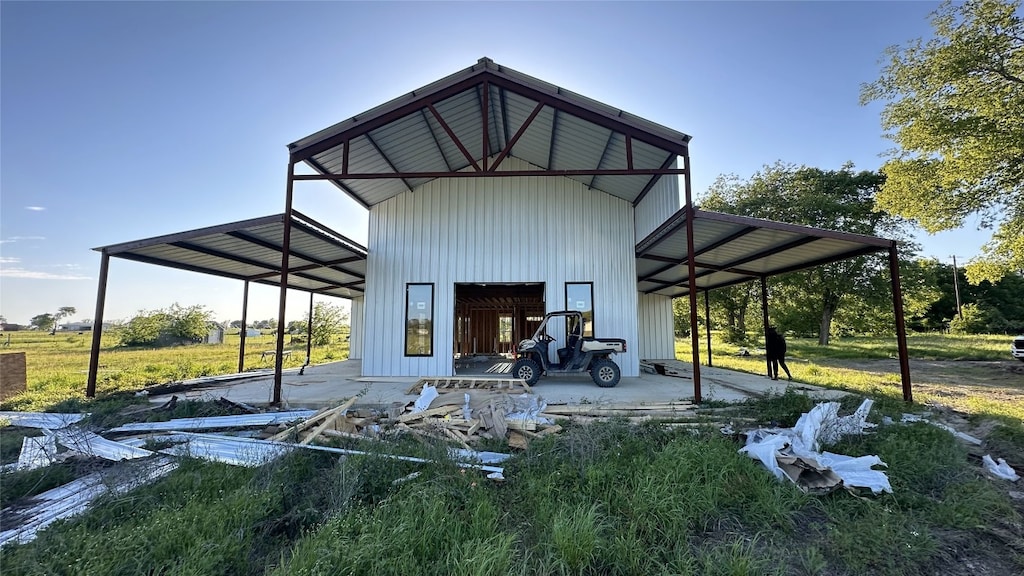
[293,168,688,180]
[86,250,110,398]
[889,243,913,402]
[428,104,481,171]
[490,101,544,172]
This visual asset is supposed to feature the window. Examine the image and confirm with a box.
[405,284,433,356]
[565,282,594,337]
[499,315,513,344]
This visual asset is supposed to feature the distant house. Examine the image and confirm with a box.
[245,328,262,338]
[60,322,94,332]
[0,323,22,332]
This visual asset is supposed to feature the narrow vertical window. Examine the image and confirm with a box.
[405,283,433,356]
[565,282,594,337]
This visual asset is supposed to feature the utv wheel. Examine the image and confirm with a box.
[512,358,542,385]
[591,358,620,388]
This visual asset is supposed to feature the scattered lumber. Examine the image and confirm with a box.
[407,377,531,395]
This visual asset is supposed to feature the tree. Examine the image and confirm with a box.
[118,304,213,347]
[50,306,77,335]
[286,320,307,334]
[861,0,1024,283]
[30,313,55,332]
[306,302,349,347]
[700,163,913,345]
[229,320,245,329]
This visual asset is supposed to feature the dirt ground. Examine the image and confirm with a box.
[820,358,1024,408]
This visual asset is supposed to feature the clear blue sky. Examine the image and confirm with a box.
[0,1,986,325]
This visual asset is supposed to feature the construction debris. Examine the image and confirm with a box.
[0,457,178,547]
[107,409,317,433]
[0,391,760,548]
[0,411,87,429]
[983,455,1020,481]
[47,428,154,461]
[740,400,892,494]
[407,376,531,395]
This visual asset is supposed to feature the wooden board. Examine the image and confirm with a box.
[407,377,531,395]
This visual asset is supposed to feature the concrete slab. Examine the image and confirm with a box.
[149,359,847,409]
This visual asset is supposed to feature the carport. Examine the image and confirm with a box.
[86,211,367,403]
[635,207,912,403]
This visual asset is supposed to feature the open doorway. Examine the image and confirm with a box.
[454,283,544,373]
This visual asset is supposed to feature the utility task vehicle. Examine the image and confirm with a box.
[511,311,626,387]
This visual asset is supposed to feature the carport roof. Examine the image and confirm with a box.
[93,212,367,299]
[287,57,691,208]
[636,208,895,297]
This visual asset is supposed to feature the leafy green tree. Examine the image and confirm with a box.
[861,0,1024,283]
[306,302,348,347]
[30,313,55,332]
[700,163,914,345]
[286,320,307,334]
[50,306,77,334]
[118,304,212,347]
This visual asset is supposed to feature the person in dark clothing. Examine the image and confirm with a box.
[765,326,792,380]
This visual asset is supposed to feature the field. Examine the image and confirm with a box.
[678,333,1024,423]
[0,330,349,412]
[1,331,1022,575]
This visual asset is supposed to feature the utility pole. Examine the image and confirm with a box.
[951,255,963,320]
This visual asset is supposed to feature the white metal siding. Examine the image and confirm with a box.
[634,160,682,243]
[637,292,675,360]
[362,156,640,377]
[349,297,364,360]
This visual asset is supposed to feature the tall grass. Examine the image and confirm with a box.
[3,416,1018,575]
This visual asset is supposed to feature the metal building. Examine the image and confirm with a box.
[87,58,912,404]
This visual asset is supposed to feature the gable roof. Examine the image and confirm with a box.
[288,57,690,208]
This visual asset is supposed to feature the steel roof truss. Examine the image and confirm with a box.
[225,230,365,281]
[419,109,454,171]
[427,103,481,171]
[364,132,413,193]
[490,101,544,172]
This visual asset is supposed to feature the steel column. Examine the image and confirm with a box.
[274,163,296,404]
[683,154,701,402]
[889,243,913,402]
[760,276,771,378]
[86,251,110,398]
[238,280,249,373]
[306,292,314,366]
[704,290,713,367]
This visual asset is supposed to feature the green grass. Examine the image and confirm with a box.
[2,417,1019,575]
[0,330,349,412]
[2,331,1022,574]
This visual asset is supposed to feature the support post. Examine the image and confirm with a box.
[889,243,913,402]
[273,162,296,405]
[86,251,110,398]
[237,280,249,373]
[760,276,771,378]
[703,290,713,367]
[683,153,702,402]
[305,292,314,366]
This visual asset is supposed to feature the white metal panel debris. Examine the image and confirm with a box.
[16,435,58,471]
[0,457,178,547]
[163,432,505,476]
[106,410,317,433]
[739,400,892,494]
[0,411,87,429]
[47,428,154,461]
